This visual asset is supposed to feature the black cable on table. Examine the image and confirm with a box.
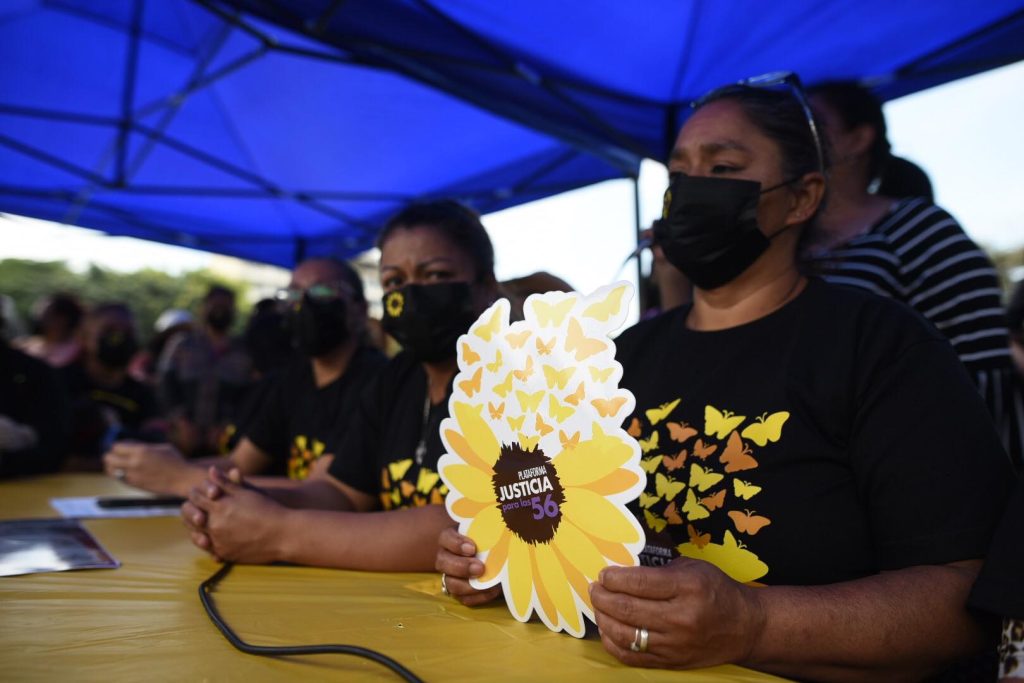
[199,562,425,683]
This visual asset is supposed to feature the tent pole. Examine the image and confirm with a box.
[633,175,646,315]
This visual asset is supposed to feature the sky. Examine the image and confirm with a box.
[3,60,1023,326]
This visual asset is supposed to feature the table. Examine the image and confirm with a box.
[0,474,787,682]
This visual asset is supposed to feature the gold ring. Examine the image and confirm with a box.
[441,573,449,596]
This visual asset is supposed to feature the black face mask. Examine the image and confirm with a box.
[289,295,351,358]
[96,330,138,368]
[655,173,794,291]
[381,283,476,363]
[205,308,234,333]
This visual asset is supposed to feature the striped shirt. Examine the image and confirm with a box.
[811,198,1023,468]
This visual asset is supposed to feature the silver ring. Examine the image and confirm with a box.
[440,573,449,596]
[113,468,126,481]
[630,626,649,653]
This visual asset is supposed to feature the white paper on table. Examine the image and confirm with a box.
[50,497,181,519]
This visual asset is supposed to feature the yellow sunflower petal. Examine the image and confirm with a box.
[529,545,557,630]
[553,426,633,487]
[444,429,493,474]
[466,504,505,553]
[507,537,534,621]
[449,496,489,519]
[454,402,500,468]
[442,464,496,504]
[562,487,640,544]
[552,543,594,613]
[584,531,635,566]
[552,520,608,581]
[479,530,512,583]
[534,542,582,635]
[585,468,641,496]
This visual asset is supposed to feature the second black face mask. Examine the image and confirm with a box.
[655,173,771,291]
[289,295,350,358]
[96,330,138,368]
[381,282,476,363]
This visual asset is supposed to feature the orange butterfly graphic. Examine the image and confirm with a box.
[536,336,555,355]
[720,430,758,473]
[591,396,627,418]
[700,489,726,511]
[564,382,585,406]
[662,449,687,471]
[565,318,607,361]
[692,438,718,460]
[667,421,698,444]
[505,330,531,348]
[461,342,480,365]
[513,356,534,382]
[458,367,482,397]
[488,401,504,420]
[559,430,580,450]
[728,510,772,535]
[627,417,642,437]
[687,524,711,549]
[664,500,683,525]
[536,413,554,436]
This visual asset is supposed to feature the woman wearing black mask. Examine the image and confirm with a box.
[181,200,499,572]
[438,78,1012,679]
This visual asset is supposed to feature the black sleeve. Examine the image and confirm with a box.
[243,373,289,462]
[0,362,70,478]
[969,476,1024,619]
[851,337,1013,569]
[327,374,385,496]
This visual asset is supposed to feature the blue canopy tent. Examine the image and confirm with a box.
[0,1,631,267]
[2,1,1023,267]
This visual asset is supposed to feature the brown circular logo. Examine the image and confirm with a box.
[491,442,565,545]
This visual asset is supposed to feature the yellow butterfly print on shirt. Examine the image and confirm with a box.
[486,351,503,373]
[517,389,544,412]
[589,366,614,382]
[705,405,746,439]
[461,342,480,365]
[645,398,681,426]
[644,509,668,533]
[389,459,413,481]
[689,463,724,492]
[639,491,660,508]
[741,411,790,446]
[655,472,686,500]
[548,395,575,423]
[473,307,503,342]
[640,455,663,474]
[505,329,531,348]
[565,318,607,361]
[416,468,440,495]
[542,364,575,391]
[583,284,627,322]
[733,479,762,500]
[458,367,482,398]
[682,488,710,521]
[639,430,659,453]
[531,297,576,327]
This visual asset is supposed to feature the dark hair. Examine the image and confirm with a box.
[876,155,934,202]
[298,257,366,304]
[377,200,496,282]
[36,292,84,330]
[204,284,236,302]
[808,81,890,184]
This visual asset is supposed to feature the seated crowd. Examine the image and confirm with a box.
[1,77,1023,682]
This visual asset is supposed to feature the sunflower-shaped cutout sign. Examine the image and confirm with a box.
[438,282,646,637]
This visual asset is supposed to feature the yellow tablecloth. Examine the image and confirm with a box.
[0,474,787,682]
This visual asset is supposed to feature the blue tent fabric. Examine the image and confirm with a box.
[0,0,630,266]
[2,1,1023,267]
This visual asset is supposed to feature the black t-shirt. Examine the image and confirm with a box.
[969,475,1024,619]
[61,361,158,458]
[246,346,385,480]
[615,278,1012,586]
[328,352,451,510]
[0,342,70,477]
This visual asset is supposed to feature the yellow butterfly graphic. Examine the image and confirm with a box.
[536,337,555,355]
[583,285,626,322]
[565,318,607,361]
[564,382,585,406]
[516,389,544,412]
[643,509,668,533]
[705,404,746,439]
[689,462,724,492]
[461,342,480,365]
[655,472,686,500]
[473,307,503,341]
[591,396,627,418]
[741,411,790,446]
[531,297,576,327]
[488,401,504,420]
[513,356,534,382]
[493,371,514,398]
[645,398,681,426]
[505,329,531,348]
[542,364,575,391]
[458,367,482,398]
[589,366,614,382]
[548,395,575,423]
[416,468,440,494]
[507,414,525,431]
[518,433,540,450]
[682,488,710,521]
[639,430,659,453]
[390,489,401,506]
[486,351,503,373]
[388,458,413,481]
[558,430,580,450]
[640,455,663,473]
[639,491,660,508]
[733,479,762,500]
[535,413,554,436]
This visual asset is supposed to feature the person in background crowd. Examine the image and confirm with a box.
[128,308,193,385]
[15,292,84,368]
[805,81,1024,469]
[500,271,573,322]
[178,200,498,572]
[61,303,159,469]
[158,285,252,457]
[0,312,70,478]
[105,258,384,495]
[1008,279,1024,380]
[875,155,934,202]
[242,298,292,380]
[645,220,692,318]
